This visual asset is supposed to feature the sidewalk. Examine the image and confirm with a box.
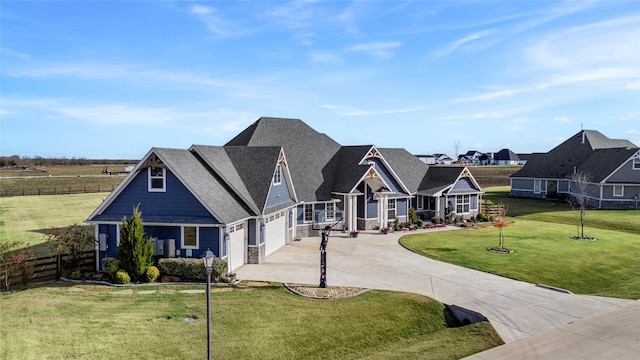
[235,229,639,358]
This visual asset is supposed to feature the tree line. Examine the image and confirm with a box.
[0,155,136,168]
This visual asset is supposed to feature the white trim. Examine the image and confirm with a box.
[148,167,166,192]
[633,157,640,170]
[534,179,542,194]
[273,164,282,185]
[181,226,199,249]
[613,185,624,197]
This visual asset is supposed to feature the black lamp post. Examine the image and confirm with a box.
[203,249,215,360]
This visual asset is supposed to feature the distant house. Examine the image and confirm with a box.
[458,151,491,165]
[510,130,640,209]
[493,149,520,165]
[434,153,455,165]
[87,117,483,272]
[415,154,436,165]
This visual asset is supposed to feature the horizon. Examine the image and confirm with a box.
[1,1,639,159]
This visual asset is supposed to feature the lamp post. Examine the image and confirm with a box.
[203,249,215,360]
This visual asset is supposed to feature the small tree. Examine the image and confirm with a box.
[568,171,591,239]
[0,241,32,291]
[44,224,96,272]
[408,207,419,225]
[445,202,455,224]
[118,205,154,282]
[491,203,510,252]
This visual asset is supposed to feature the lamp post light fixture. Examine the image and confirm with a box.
[203,249,215,360]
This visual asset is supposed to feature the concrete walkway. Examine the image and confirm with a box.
[235,229,639,358]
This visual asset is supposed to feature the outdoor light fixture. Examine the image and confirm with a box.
[203,249,214,360]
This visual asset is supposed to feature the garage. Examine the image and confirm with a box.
[265,210,287,256]
[228,223,246,272]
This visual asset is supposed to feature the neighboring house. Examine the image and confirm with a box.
[433,153,455,165]
[458,151,491,165]
[510,130,640,209]
[493,149,520,165]
[87,118,483,271]
[416,154,436,165]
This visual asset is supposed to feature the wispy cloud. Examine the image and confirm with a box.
[472,112,504,119]
[554,116,572,123]
[619,111,640,121]
[1,47,30,60]
[308,51,343,64]
[348,41,401,59]
[434,30,493,57]
[322,104,425,116]
[263,0,320,29]
[626,79,640,90]
[188,4,242,38]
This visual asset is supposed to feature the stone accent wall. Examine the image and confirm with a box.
[510,189,546,199]
[247,244,266,264]
[296,223,345,238]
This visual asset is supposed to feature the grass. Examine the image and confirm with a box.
[0,193,106,257]
[400,186,640,299]
[0,282,503,359]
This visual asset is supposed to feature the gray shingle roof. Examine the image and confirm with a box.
[494,149,520,161]
[331,146,371,193]
[578,148,640,183]
[152,148,252,224]
[378,148,429,193]
[512,130,638,179]
[226,117,342,201]
[417,166,467,195]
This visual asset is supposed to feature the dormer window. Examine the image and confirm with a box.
[148,167,166,192]
[273,164,282,185]
[633,158,640,170]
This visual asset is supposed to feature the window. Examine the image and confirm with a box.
[387,199,396,219]
[326,203,335,221]
[428,197,436,210]
[148,167,166,192]
[273,164,282,185]
[456,195,470,213]
[182,226,198,249]
[304,204,313,222]
[634,158,640,170]
[417,196,423,210]
[613,185,624,197]
[534,179,542,194]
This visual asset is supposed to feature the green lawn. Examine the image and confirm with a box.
[400,187,640,299]
[0,282,503,360]
[0,193,106,256]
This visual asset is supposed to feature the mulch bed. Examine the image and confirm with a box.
[284,283,369,299]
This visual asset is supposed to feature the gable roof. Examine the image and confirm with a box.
[417,166,468,196]
[226,117,342,201]
[512,130,638,179]
[378,148,429,193]
[579,147,640,183]
[331,146,371,193]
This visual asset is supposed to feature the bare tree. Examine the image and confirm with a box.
[491,203,509,251]
[568,171,591,239]
[0,241,32,291]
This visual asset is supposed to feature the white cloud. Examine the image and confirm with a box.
[434,30,493,57]
[348,42,401,59]
[472,112,504,119]
[623,129,639,134]
[308,51,343,64]
[1,47,30,60]
[322,104,425,116]
[554,116,572,123]
[626,79,640,90]
[188,4,241,38]
[619,111,640,121]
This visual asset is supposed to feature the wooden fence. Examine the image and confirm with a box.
[1,186,114,197]
[1,250,95,289]
[480,203,507,218]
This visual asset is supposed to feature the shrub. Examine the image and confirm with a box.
[83,272,93,280]
[476,213,489,222]
[431,217,441,225]
[416,219,424,228]
[145,266,160,283]
[69,271,82,280]
[118,206,154,282]
[115,270,131,284]
[157,258,228,282]
[102,257,117,272]
[393,217,401,231]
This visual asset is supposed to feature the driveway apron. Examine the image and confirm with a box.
[235,229,633,345]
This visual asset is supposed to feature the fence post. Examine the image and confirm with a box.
[22,262,29,285]
[56,254,62,278]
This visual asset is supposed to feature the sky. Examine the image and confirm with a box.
[1,0,639,160]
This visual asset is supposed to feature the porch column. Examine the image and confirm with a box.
[435,197,441,219]
[347,195,355,231]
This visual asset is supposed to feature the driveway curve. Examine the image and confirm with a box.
[235,228,634,348]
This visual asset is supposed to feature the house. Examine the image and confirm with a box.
[433,153,455,165]
[87,117,483,272]
[510,130,640,209]
[458,150,491,165]
[493,149,520,165]
[415,154,436,165]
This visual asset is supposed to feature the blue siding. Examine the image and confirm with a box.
[367,199,378,219]
[396,198,407,216]
[98,224,119,265]
[101,168,219,223]
[265,166,294,210]
[296,204,304,225]
[144,226,180,244]
[371,159,405,193]
[199,227,220,257]
[452,178,478,191]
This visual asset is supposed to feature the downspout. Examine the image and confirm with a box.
[94,225,100,272]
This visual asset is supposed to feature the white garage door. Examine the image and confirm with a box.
[265,212,287,256]
[229,226,245,272]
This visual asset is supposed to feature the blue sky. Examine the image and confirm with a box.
[1,0,639,159]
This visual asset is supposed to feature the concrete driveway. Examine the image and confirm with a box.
[235,229,639,357]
